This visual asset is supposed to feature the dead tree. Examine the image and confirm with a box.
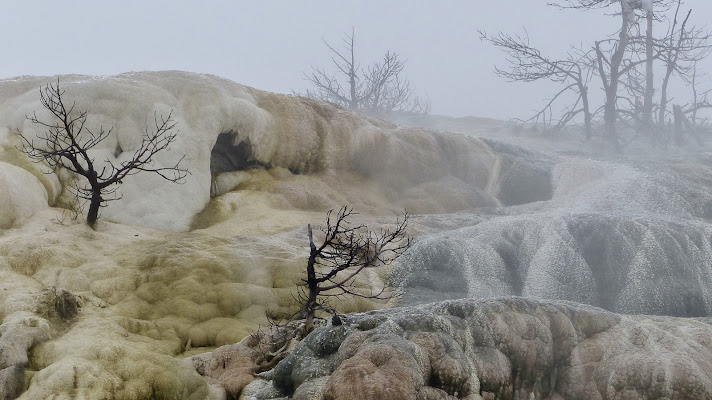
[630,1,673,134]
[673,103,706,145]
[480,0,712,148]
[683,64,712,126]
[598,2,638,148]
[17,80,188,228]
[659,4,692,124]
[670,63,712,144]
[298,207,410,334]
[551,0,670,148]
[302,28,429,116]
[480,30,595,139]
[657,3,711,126]
[642,1,656,133]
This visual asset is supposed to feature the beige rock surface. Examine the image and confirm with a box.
[0,72,502,399]
[1,71,711,399]
[0,72,501,231]
[0,162,48,230]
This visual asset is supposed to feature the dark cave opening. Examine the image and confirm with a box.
[210,131,269,176]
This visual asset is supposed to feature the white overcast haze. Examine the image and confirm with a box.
[2,1,711,120]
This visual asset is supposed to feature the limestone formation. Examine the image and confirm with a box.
[233,298,712,400]
[0,71,710,398]
[392,150,712,318]
[0,162,48,230]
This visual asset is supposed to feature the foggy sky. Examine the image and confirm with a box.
[2,1,711,120]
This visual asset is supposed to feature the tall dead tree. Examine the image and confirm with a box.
[485,0,712,148]
[659,4,691,124]
[599,1,637,148]
[17,80,188,228]
[303,28,430,116]
[480,30,595,139]
[299,207,410,334]
[642,0,656,133]
[683,64,712,126]
[670,63,712,146]
[550,0,677,148]
[657,2,711,126]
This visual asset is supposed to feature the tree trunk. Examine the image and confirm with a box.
[659,69,673,125]
[674,104,685,145]
[660,8,691,128]
[348,29,358,110]
[304,292,317,335]
[604,95,620,149]
[304,224,318,334]
[643,8,655,139]
[87,191,102,229]
[581,85,593,140]
[602,1,634,150]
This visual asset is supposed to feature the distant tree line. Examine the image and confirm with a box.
[481,0,711,150]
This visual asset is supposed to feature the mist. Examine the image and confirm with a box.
[2,1,710,120]
[2,2,712,399]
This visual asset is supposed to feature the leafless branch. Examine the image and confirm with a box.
[16,79,189,228]
[295,206,410,334]
[301,28,429,116]
[480,29,595,138]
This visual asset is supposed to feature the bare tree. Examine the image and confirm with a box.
[16,80,188,228]
[657,3,711,125]
[549,1,665,146]
[297,207,410,334]
[683,64,712,125]
[483,1,664,144]
[622,1,674,134]
[659,4,691,124]
[671,63,712,145]
[486,0,711,148]
[537,1,688,146]
[595,2,645,147]
[642,1,656,133]
[302,28,430,116]
[480,30,595,139]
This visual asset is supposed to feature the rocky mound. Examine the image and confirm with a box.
[0,71,711,398]
[195,297,712,400]
[393,150,712,317]
[0,72,507,399]
[0,72,505,231]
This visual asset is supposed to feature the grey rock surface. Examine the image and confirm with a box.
[393,149,712,318]
[247,298,712,400]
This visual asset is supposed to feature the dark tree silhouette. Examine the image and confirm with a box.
[658,2,711,127]
[16,80,188,228]
[483,0,710,148]
[480,30,595,139]
[303,28,430,116]
[298,206,410,334]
